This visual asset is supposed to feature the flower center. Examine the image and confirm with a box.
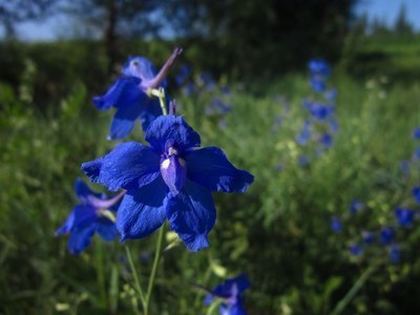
[160,147,187,194]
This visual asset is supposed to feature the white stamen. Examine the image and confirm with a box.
[161,158,171,170]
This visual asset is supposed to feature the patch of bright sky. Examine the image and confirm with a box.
[1,0,419,41]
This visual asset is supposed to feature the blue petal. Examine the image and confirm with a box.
[185,147,254,193]
[145,115,201,154]
[74,178,102,202]
[67,225,96,255]
[97,219,118,241]
[116,177,168,240]
[93,76,141,111]
[81,142,160,192]
[109,100,144,140]
[212,274,250,298]
[123,56,158,81]
[139,98,164,131]
[166,181,216,252]
[220,300,247,315]
[56,205,97,235]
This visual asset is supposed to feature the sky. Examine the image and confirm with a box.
[2,0,420,41]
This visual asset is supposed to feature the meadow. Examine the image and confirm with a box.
[0,37,420,315]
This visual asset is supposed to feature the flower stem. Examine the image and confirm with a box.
[144,225,166,315]
[124,245,146,311]
[329,262,379,315]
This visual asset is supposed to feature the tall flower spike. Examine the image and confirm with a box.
[81,115,254,252]
[56,179,124,255]
[93,48,182,140]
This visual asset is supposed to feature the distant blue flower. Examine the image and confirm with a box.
[82,115,254,252]
[380,227,395,245]
[349,199,364,215]
[306,102,334,121]
[330,216,342,233]
[56,179,122,255]
[296,121,312,145]
[325,89,337,102]
[93,48,182,140]
[175,64,192,86]
[412,127,420,140]
[308,59,331,77]
[309,77,326,93]
[395,207,415,228]
[414,147,420,160]
[205,274,249,315]
[328,119,339,133]
[412,186,420,204]
[319,133,333,148]
[389,245,400,264]
[206,98,231,116]
[349,243,363,256]
[362,231,374,244]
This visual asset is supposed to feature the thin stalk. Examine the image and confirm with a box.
[144,226,166,315]
[329,263,379,315]
[95,242,107,308]
[124,245,146,311]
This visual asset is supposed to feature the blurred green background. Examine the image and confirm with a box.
[1,1,420,314]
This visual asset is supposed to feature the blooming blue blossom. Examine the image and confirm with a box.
[319,133,333,148]
[330,216,342,233]
[412,186,420,204]
[308,59,331,77]
[296,121,312,145]
[380,227,395,246]
[412,127,420,140]
[56,179,122,254]
[82,115,254,252]
[389,245,401,264]
[349,243,363,256]
[93,48,182,140]
[349,199,364,215]
[395,207,415,228]
[205,274,249,315]
[306,102,334,121]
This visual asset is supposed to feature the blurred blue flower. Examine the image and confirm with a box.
[389,245,401,264]
[328,119,339,133]
[395,207,415,228]
[82,115,254,252]
[380,227,395,245]
[206,98,232,116]
[349,243,363,256]
[325,89,337,102]
[93,48,182,140]
[349,199,364,215]
[308,59,331,77]
[414,147,420,160]
[56,179,122,255]
[296,121,312,145]
[309,77,326,93]
[412,127,420,140]
[306,102,334,121]
[412,186,420,204]
[205,274,249,315]
[362,231,374,244]
[330,216,342,233]
[319,133,333,148]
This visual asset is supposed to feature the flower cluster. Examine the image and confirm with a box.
[295,59,339,165]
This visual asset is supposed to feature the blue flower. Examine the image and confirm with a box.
[395,207,415,228]
[319,133,333,148]
[306,102,334,121]
[412,127,420,140]
[93,48,182,140]
[414,147,420,160]
[330,216,342,233]
[309,77,326,93]
[362,231,374,244]
[205,274,249,315]
[308,59,331,77]
[349,199,364,215]
[380,227,395,245]
[296,121,312,145]
[412,186,420,204]
[389,245,401,264]
[81,115,254,252]
[56,179,122,255]
[349,243,363,256]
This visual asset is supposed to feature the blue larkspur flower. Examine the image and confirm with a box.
[349,243,363,256]
[380,227,395,245]
[362,231,374,244]
[349,199,364,215]
[56,179,122,255]
[306,102,334,121]
[395,207,415,228]
[412,186,420,204]
[308,59,331,77]
[320,133,333,148]
[330,216,342,233]
[309,77,326,93]
[81,115,254,252]
[412,127,420,140]
[389,245,400,264]
[205,274,249,315]
[296,121,312,145]
[93,48,182,140]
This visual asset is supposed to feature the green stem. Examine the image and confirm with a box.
[158,87,167,116]
[144,226,166,315]
[95,242,107,308]
[124,245,146,312]
[330,263,379,315]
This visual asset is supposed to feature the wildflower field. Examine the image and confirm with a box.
[1,3,420,312]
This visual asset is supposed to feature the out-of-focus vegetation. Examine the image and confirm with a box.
[1,1,420,314]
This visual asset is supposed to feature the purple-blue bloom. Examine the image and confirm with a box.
[296,121,312,145]
[306,102,334,121]
[330,216,342,233]
[56,179,122,255]
[349,199,364,215]
[412,186,420,204]
[349,243,363,256]
[81,115,254,252]
[93,48,182,140]
[308,59,331,77]
[380,227,395,246]
[412,127,420,140]
[389,245,401,264]
[395,207,415,228]
[205,274,249,315]
[319,133,333,148]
